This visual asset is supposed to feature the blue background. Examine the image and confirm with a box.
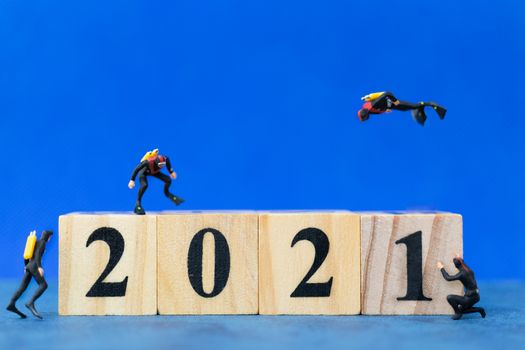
[0,0,524,280]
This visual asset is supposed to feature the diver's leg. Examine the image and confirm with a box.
[392,100,444,111]
[391,100,422,111]
[25,268,47,319]
[394,101,446,120]
[461,295,485,318]
[134,171,148,214]
[6,270,31,318]
[137,171,148,205]
[390,101,428,125]
[464,307,486,318]
[8,270,31,304]
[27,271,48,304]
[453,295,476,320]
[427,102,447,119]
[153,173,184,205]
[447,295,463,320]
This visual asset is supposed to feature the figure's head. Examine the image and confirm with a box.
[453,257,463,269]
[358,108,370,122]
[41,230,53,242]
[156,155,166,168]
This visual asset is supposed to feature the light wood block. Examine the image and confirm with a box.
[360,212,463,315]
[259,211,360,315]
[59,214,157,315]
[157,212,258,314]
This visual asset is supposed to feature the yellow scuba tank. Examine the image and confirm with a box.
[23,230,37,260]
[141,148,159,162]
[361,92,385,102]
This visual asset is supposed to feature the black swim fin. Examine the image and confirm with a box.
[430,102,447,119]
[412,108,427,126]
[169,195,184,206]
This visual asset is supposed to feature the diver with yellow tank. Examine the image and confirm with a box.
[128,149,184,215]
[357,91,447,125]
[7,230,53,319]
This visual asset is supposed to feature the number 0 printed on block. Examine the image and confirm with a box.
[157,213,258,315]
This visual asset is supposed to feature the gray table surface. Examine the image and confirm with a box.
[0,280,523,350]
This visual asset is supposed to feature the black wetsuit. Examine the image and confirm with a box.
[362,91,446,125]
[441,267,486,319]
[130,156,180,207]
[366,92,423,111]
[8,232,51,318]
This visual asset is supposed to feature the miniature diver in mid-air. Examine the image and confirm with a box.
[7,230,53,319]
[357,91,446,125]
[128,149,184,215]
[437,255,486,320]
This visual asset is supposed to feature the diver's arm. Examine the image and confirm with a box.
[130,161,148,181]
[34,242,45,268]
[166,157,177,179]
[165,157,174,174]
[440,268,463,281]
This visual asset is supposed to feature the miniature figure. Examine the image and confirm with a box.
[437,255,486,320]
[6,230,53,319]
[357,91,446,125]
[128,149,184,215]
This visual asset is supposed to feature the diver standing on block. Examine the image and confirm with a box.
[437,255,486,320]
[7,230,53,319]
[357,91,447,125]
[128,149,184,215]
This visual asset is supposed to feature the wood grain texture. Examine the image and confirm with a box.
[58,214,157,315]
[360,212,463,315]
[259,212,360,315]
[157,213,258,314]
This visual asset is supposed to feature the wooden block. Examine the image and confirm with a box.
[259,211,360,315]
[157,212,258,314]
[360,212,463,315]
[59,214,157,315]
